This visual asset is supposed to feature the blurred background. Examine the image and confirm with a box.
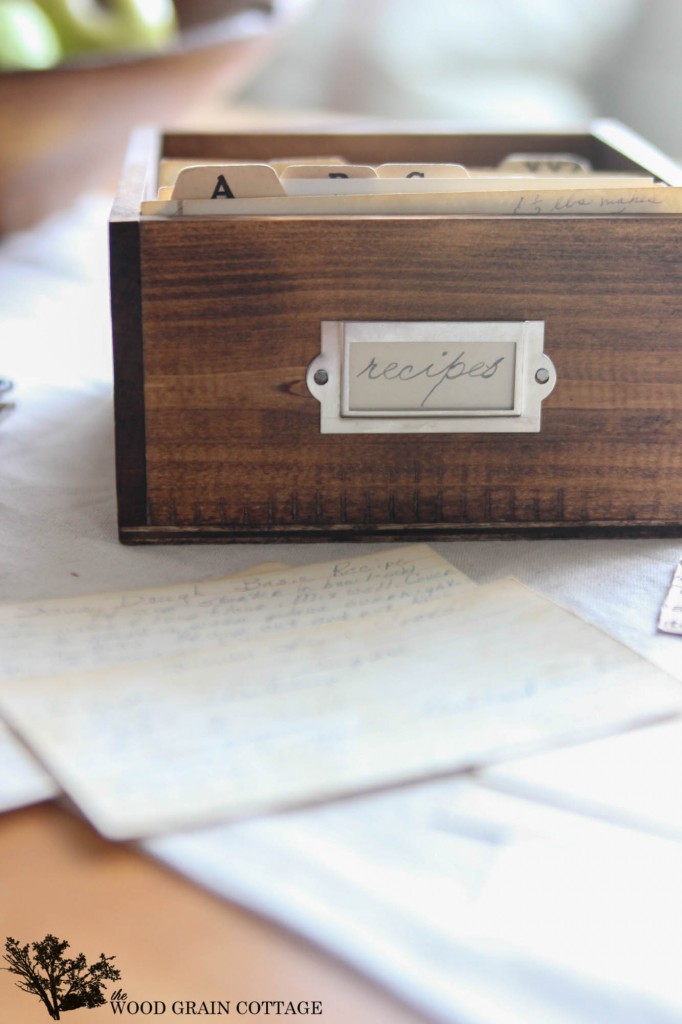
[235,0,682,155]
[0,0,681,237]
[2,0,680,402]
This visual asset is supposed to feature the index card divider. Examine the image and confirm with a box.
[278,174,656,199]
[170,163,286,200]
[159,151,655,193]
[376,163,470,178]
[497,153,594,174]
[280,164,378,180]
[158,156,349,191]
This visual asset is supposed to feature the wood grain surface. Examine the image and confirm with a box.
[0,803,430,1024]
[111,126,682,541]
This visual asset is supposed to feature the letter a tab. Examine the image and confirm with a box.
[171,164,285,200]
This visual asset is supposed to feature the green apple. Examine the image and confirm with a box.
[0,0,63,69]
[32,0,178,57]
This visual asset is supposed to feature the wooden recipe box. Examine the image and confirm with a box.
[110,121,682,542]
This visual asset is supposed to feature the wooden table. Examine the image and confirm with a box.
[0,802,429,1023]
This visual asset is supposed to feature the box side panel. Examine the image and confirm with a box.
[160,130,595,169]
[590,120,682,184]
[133,215,682,541]
[110,218,148,533]
[161,123,670,177]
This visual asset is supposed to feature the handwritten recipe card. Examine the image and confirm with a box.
[0,546,471,814]
[0,548,679,838]
[0,561,288,812]
[0,545,469,680]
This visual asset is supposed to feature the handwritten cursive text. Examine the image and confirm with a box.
[356,349,505,407]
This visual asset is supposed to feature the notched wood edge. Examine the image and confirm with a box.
[119,521,682,544]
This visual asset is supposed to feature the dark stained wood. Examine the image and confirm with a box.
[161,128,597,175]
[110,219,148,534]
[111,124,682,541]
[110,132,150,534]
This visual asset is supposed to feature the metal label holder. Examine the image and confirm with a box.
[307,320,556,434]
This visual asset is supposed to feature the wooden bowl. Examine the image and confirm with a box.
[0,0,311,233]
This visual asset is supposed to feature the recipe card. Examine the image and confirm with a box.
[0,561,284,812]
[0,547,472,812]
[2,578,679,839]
[0,545,471,681]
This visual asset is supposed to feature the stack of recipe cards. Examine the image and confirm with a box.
[0,545,680,839]
[141,151,682,218]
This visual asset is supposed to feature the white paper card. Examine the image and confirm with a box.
[0,561,284,812]
[0,548,471,813]
[0,721,57,811]
[1,579,679,839]
[0,545,470,681]
[658,559,682,634]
